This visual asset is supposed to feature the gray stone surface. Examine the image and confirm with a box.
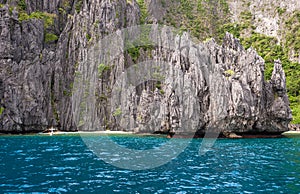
[105,31,292,134]
[0,0,292,134]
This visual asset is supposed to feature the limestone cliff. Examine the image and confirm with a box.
[0,0,293,134]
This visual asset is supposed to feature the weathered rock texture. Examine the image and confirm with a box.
[227,0,300,63]
[0,0,292,134]
[78,28,291,135]
[0,0,140,133]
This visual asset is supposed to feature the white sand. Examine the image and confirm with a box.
[282,131,300,138]
[38,130,140,136]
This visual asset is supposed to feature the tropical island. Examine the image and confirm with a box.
[0,1,300,193]
[0,0,299,138]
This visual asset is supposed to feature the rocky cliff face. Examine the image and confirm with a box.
[227,0,300,63]
[0,0,292,134]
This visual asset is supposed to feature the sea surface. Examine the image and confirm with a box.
[0,134,299,193]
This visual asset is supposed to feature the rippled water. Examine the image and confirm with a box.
[0,135,299,193]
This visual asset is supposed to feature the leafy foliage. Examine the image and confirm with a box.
[277,7,286,16]
[45,33,58,43]
[163,0,230,41]
[75,0,83,13]
[125,25,154,62]
[86,33,91,41]
[290,96,300,124]
[98,64,110,77]
[284,11,300,59]
[18,11,56,28]
[0,107,4,115]
[18,0,26,11]
[241,33,286,80]
[224,69,235,77]
[136,0,148,24]
[113,108,122,117]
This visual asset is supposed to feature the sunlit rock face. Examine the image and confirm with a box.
[72,28,291,135]
[0,0,140,132]
[0,0,292,134]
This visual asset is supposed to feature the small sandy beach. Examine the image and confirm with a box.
[282,131,300,138]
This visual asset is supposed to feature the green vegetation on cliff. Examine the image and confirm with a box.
[18,11,55,28]
[218,10,300,124]
[16,0,58,45]
[18,0,26,10]
[163,0,230,42]
[137,0,148,24]
[136,0,300,123]
[45,33,58,43]
[284,11,300,59]
[75,0,83,13]
[0,107,4,115]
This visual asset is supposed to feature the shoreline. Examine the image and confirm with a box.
[0,130,299,138]
[282,131,300,138]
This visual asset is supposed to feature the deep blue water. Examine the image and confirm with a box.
[0,135,300,193]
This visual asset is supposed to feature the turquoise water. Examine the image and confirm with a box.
[0,135,299,193]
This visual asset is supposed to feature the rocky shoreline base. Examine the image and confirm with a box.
[1,129,299,139]
[288,124,300,131]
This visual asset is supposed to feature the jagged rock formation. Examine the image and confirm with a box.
[0,0,292,134]
[81,28,291,135]
[0,0,140,132]
[288,124,300,131]
[0,4,53,133]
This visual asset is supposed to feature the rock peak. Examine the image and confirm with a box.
[0,1,293,134]
[222,32,244,52]
[271,59,287,95]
